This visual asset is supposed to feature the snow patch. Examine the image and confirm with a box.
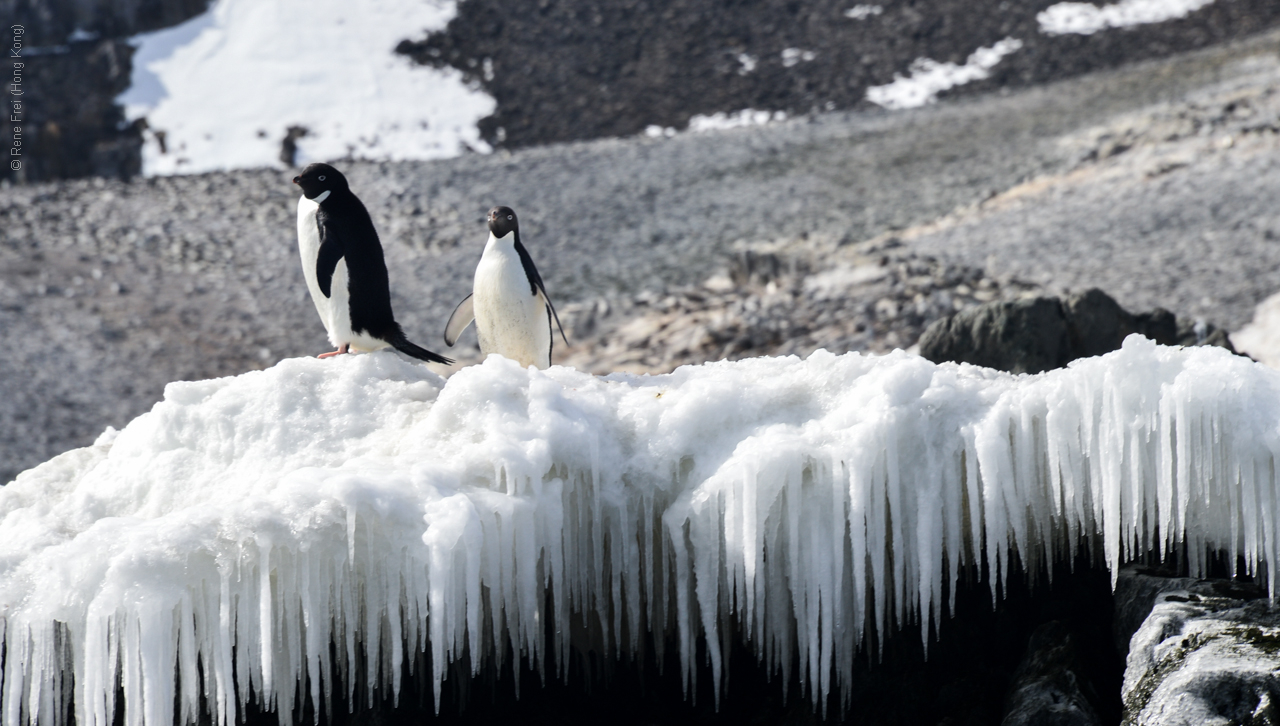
[781,48,817,67]
[118,0,495,176]
[688,109,788,133]
[3,340,1280,724]
[1038,0,1217,36]
[844,5,884,20]
[644,109,787,139]
[867,38,1023,110]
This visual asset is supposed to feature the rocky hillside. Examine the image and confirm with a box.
[400,0,1280,149]
[8,0,1280,182]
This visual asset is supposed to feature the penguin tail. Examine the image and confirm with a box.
[390,333,454,366]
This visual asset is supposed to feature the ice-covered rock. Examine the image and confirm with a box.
[1122,580,1280,725]
[3,338,1280,725]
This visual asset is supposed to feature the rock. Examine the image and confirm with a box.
[919,288,1237,374]
[1002,621,1103,726]
[1113,566,1202,657]
[1066,288,1144,355]
[0,0,209,46]
[1122,579,1280,726]
[3,39,143,183]
[557,246,1033,375]
[918,296,1070,374]
[279,125,310,168]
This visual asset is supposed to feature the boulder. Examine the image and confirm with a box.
[1112,566,1203,657]
[919,288,1235,374]
[915,295,1071,374]
[1122,579,1280,726]
[1001,621,1104,726]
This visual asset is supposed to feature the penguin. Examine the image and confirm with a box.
[444,206,567,369]
[293,163,453,364]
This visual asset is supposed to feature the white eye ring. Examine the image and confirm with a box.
[318,175,326,181]
[507,214,513,220]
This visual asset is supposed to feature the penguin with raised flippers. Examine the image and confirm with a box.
[293,163,452,364]
[444,206,567,369]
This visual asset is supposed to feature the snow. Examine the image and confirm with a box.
[688,110,788,133]
[1231,291,1280,369]
[844,6,884,20]
[781,48,817,68]
[644,110,787,139]
[1038,0,1218,36]
[866,38,1023,110]
[117,0,495,177]
[4,337,1280,724]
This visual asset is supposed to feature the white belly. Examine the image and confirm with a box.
[297,197,386,352]
[472,237,551,369]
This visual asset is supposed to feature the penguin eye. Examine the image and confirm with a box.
[318,175,326,181]
[507,214,513,220]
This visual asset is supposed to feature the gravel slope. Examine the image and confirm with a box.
[4,29,1280,482]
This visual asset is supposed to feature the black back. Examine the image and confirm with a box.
[296,163,399,341]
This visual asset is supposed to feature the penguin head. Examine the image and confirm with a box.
[292,163,348,201]
[488,206,519,239]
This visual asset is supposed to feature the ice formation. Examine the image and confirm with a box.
[3,337,1280,725]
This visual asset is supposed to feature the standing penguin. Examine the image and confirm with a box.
[444,206,567,369]
[293,163,452,364]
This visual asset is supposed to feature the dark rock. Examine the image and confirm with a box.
[1064,287,1140,358]
[1133,309,1179,348]
[1001,621,1102,726]
[0,0,209,47]
[279,125,309,168]
[918,296,1070,374]
[2,39,142,183]
[919,288,1238,374]
[1176,317,1238,351]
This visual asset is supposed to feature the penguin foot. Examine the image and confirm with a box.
[318,343,350,359]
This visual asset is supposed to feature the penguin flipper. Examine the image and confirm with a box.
[514,239,569,345]
[444,294,475,346]
[390,331,454,365]
[315,237,344,299]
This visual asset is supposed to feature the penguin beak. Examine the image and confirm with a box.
[292,176,301,184]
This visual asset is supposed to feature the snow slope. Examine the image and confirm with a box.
[3,339,1280,724]
[117,0,495,176]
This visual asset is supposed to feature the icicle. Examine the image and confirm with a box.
[2,343,1280,725]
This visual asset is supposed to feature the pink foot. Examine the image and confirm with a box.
[318,343,350,359]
